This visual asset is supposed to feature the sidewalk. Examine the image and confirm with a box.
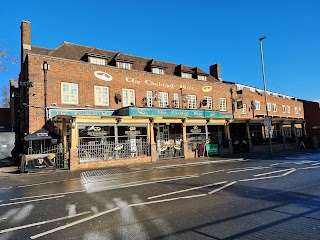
[0,149,316,178]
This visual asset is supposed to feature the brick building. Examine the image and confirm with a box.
[15,21,305,170]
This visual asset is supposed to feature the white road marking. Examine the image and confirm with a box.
[298,165,320,170]
[0,187,12,190]
[0,195,65,207]
[240,175,282,182]
[10,190,84,201]
[150,174,198,181]
[208,181,237,194]
[18,180,67,188]
[311,162,320,166]
[148,181,227,199]
[30,208,119,239]
[281,168,297,176]
[254,168,294,177]
[0,211,91,233]
[201,169,225,175]
[155,158,245,169]
[227,166,271,173]
[130,194,207,207]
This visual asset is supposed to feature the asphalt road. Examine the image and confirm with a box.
[0,152,320,240]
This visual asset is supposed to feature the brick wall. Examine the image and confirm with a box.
[26,55,235,132]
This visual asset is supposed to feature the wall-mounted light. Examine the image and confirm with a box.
[85,105,90,108]
[70,119,76,129]
[52,103,57,106]
[116,118,122,123]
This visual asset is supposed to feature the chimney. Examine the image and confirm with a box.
[21,20,31,50]
[210,63,221,80]
[20,21,31,83]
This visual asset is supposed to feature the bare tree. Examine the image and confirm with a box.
[0,40,17,71]
[1,85,10,108]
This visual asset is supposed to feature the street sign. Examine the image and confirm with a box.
[264,116,271,127]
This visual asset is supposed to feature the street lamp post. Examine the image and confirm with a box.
[259,36,273,156]
[41,61,50,130]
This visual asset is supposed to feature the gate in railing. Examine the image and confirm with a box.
[28,143,70,170]
[78,139,150,162]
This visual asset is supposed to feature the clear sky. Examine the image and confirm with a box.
[1,0,319,101]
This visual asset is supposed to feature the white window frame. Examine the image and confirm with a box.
[152,67,164,75]
[158,92,169,108]
[122,89,135,107]
[173,93,179,108]
[282,105,286,113]
[90,57,105,66]
[182,72,192,79]
[117,61,132,70]
[204,96,212,110]
[267,103,271,112]
[241,103,247,114]
[219,98,227,111]
[287,106,290,113]
[298,107,302,114]
[61,82,78,104]
[188,95,197,109]
[255,101,260,110]
[198,75,206,81]
[294,107,298,114]
[272,103,277,112]
[146,91,153,107]
[94,86,109,106]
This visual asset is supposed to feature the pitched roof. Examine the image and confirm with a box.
[30,41,219,82]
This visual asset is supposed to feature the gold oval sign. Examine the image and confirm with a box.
[202,86,212,92]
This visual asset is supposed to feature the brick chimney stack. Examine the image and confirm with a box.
[209,63,221,81]
[20,20,31,83]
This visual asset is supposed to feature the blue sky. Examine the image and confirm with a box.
[1,0,319,101]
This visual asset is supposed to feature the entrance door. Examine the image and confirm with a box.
[156,123,184,160]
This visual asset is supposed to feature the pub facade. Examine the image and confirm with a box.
[15,21,305,170]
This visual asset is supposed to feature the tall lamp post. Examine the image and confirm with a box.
[259,36,273,156]
[41,61,50,130]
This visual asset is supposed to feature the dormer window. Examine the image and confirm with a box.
[198,75,206,81]
[152,67,164,75]
[182,72,192,79]
[117,61,132,70]
[90,57,105,66]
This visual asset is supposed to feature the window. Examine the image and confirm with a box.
[117,62,132,70]
[204,96,212,110]
[182,72,192,79]
[122,89,135,107]
[198,75,206,81]
[282,105,286,113]
[241,104,247,114]
[255,101,260,110]
[267,103,271,112]
[272,103,277,112]
[158,92,169,108]
[188,95,197,109]
[219,98,227,111]
[94,86,109,106]
[287,106,290,113]
[173,93,179,108]
[61,82,78,104]
[90,57,105,66]
[146,91,153,107]
[294,107,298,114]
[298,107,302,114]
[152,67,164,75]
